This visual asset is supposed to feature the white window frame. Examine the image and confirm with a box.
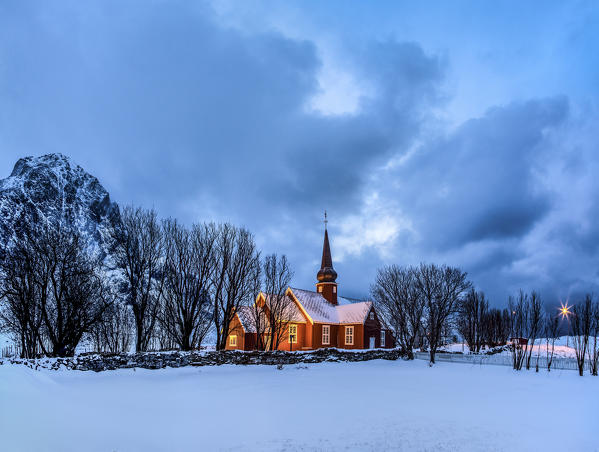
[318,285,323,293]
[345,326,354,345]
[332,286,337,293]
[229,335,237,347]
[322,325,330,345]
[380,330,386,347]
[289,324,298,344]
[369,311,374,320]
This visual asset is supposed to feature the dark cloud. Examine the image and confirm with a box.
[394,98,569,250]
[0,2,443,218]
[0,1,598,308]
[0,1,445,294]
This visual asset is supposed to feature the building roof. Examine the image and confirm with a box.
[289,287,339,323]
[288,287,373,325]
[235,306,257,333]
[336,301,372,324]
[237,287,376,330]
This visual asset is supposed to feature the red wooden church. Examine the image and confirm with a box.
[226,223,394,351]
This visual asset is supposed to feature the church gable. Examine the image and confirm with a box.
[256,292,306,322]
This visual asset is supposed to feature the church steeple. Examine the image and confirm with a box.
[316,211,338,304]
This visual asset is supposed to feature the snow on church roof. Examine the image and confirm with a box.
[235,306,257,333]
[337,301,372,324]
[290,288,339,323]
[289,288,373,325]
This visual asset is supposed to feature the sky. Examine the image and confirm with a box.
[0,0,598,307]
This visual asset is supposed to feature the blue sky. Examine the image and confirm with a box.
[1,0,598,306]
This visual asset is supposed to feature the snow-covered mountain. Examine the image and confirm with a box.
[0,153,120,263]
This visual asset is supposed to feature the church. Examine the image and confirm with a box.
[225,222,395,351]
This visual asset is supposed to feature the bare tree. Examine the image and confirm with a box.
[1,220,114,358]
[1,222,113,357]
[111,207,164,352]
[246,300,267,351]
[588,300,599,376]
[415,263,471,364]
[212,224,260,351]
[525,292,543,370]
[36,224,113,357]
[507,291,543,371]
[89,300,134,353]
[482,308,511,347]
[371,265,424,359]
[457,289,488,353]
[158,220,216,351]
[508,292,525,370]
[0,230,45,358]
[544,311,560,372]
[261,254,294,351]
[570,295,593,376]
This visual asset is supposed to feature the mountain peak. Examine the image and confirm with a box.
[10,153,75,178]
[0,153,120,264]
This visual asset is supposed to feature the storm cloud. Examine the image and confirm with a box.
[1,1,598,306]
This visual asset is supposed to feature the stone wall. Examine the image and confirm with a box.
[1,348,404,372]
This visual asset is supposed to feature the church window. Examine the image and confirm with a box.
[345,326,354,345]
[322,325,330,345]
[381,330,386,347]
[289,324,298,343]
[229,335,237,347]
[333,286,336,293]
[369,312,374,320]
[318,286,323,293]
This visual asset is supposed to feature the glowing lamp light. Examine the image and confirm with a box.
[559,301,571,319]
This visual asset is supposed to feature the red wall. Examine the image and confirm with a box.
[225,315,246,350]
[225,307,395,351]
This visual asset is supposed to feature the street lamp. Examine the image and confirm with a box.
[559,301,572,319]
[559,301,572,347]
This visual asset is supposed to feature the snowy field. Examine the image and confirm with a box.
[440,336,579,358]
[0,360,597,452]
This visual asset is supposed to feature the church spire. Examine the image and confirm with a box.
[316,212,338,304]
[318,211,337,282]
[320,228,334,275]
[320,229,333,271]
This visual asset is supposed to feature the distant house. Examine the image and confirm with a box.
[225,225,394,351]
[510,337,529,346]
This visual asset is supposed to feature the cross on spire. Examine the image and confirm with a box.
[324,210,328,230]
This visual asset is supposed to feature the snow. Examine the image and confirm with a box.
[290,287,372,324]
[291,287,339,322]
[235,306,258,333]
[0,360,596,451]
[441,337,579,358]
[336,300,372,323]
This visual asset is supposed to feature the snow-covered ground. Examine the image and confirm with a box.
[440,336,579,358]
[0,360,596,451]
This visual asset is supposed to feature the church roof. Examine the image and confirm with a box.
[336,301,372,324]
[289,287,373,325]
[290,287,338,323]
[235,306,257,333]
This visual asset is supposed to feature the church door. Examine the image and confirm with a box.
[369,336,375,349]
